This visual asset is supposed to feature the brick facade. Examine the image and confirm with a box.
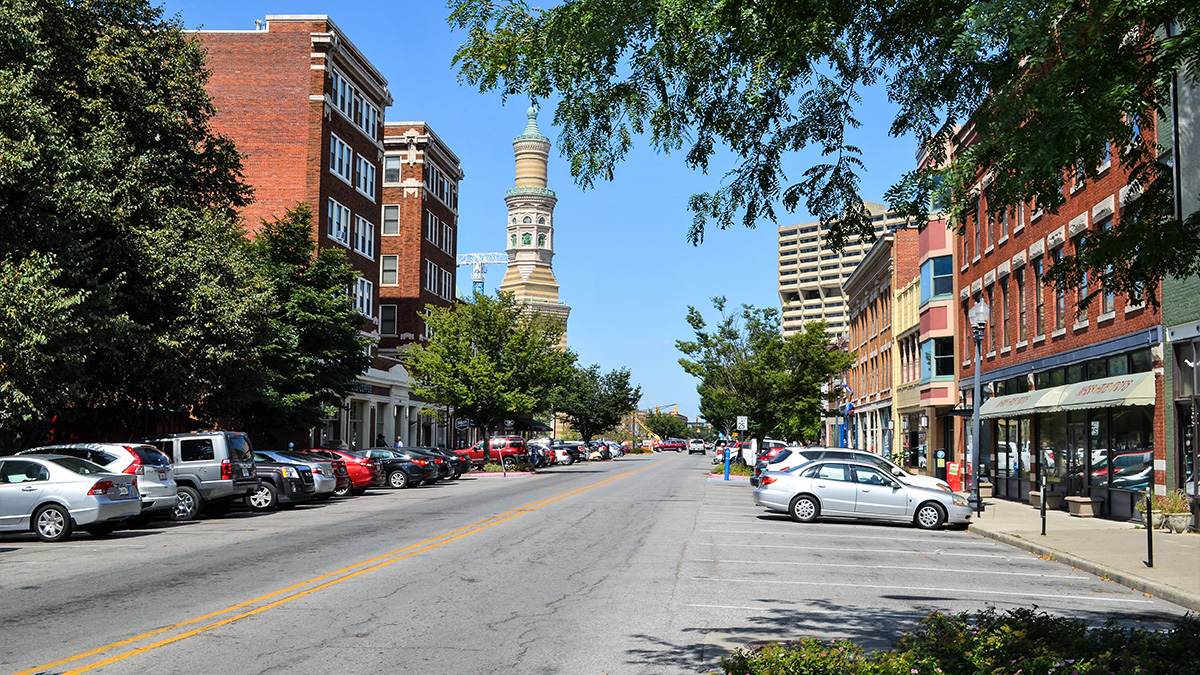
[379,123,462,352]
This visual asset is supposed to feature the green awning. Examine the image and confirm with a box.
[1054,371,1156,411]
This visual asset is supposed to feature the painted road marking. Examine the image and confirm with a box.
[689,558,1090,579]
[697,542,1015,558]
[15,456,677,675]
[691,577,1156,604]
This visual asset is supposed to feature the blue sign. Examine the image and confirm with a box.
[936,449,946,459]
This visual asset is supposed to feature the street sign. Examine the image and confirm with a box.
[736,415,748,430]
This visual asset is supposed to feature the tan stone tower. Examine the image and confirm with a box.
[498,107,570,345]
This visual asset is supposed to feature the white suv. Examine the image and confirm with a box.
[19,443,178,518]
[688,439,706,454]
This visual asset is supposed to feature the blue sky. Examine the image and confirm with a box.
[162,1,918,420]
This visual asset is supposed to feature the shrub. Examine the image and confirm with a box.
[718,608,1200,675]
[711,463,754,476]
[1134,489,1192,513]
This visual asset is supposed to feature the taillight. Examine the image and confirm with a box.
[312,466,326,476]
[414,459,427,466]
[220,459,233,480]
[123,455,144,475]
[435,458,445,464]
[761,476,777,485]
[89,480,115,495]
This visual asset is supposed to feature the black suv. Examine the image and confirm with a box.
[247,453,317,511]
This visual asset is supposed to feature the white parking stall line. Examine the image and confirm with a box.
[689,558,1090,579]
[697,542,1013,558]
[687,603,932,620]
[691,577,1156,604]
[700,529,996,546]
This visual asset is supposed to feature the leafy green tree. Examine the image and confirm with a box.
[644,412,689,440]
[677,298,854,445]
[555,364,641,441]
[0,0,252,438]
[200,205,373,446]
[449,0,1199,303]
[407,291,575,438]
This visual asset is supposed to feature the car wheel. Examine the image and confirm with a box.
[350,486,368,496]
[332,482,352,497]
[388,470,409,489]
[172,486,201,522]
[246,483,278,511]
[501,456,516,470]
[789,495,819,523]
[914,502,946,530]
[33,504,73,542]
[563,455,574,466]
[85,521,119,537]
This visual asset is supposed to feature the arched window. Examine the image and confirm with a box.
[510,234,517,247]
[538,217,546,224]
[537,234,546,247]
[522,216,532,224]
[511,217,516,224]
[522,233,532,246]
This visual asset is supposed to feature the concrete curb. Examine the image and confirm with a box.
[968,524,1200,612]
[707,474,750,482]
[468,471,537,477]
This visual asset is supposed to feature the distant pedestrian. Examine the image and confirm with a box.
[375,433,386,447]
[394,436,404,448]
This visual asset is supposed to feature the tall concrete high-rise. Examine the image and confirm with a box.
[498,107,570,344]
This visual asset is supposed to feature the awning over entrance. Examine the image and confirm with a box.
[978,387,1066,419]
[1054,371,1156,412]
[978,371,1156,419]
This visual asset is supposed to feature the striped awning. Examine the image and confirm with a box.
[978,387,1066,419]
[1054,371,1156,412]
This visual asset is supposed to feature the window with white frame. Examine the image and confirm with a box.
[384,156,401,184]
[425,212,439,242]
[382,205,399,235]
[353,277,373,317]
[354,216,375,259]
[427,164,458,209]
[329,134,352,184]
[358,97,379,139]
[355,155,376,200]
[327,199,350,246]
[441,222,453,253]
[424,260,438,293]
[381,255,398,285]
[331,70,352,118]
[380,305,397,336]
[440,269,452,299]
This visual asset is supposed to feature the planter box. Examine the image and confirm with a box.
[1029,490,1064,510]
[1164,512,1192,534]
[1065,496,1104,518]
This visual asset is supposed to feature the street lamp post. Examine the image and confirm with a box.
[968,299,991,516]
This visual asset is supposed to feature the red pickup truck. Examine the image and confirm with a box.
[462,437,527,469]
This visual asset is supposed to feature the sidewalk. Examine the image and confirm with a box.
[966,495,1200,611]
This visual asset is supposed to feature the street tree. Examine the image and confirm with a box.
[644,412,689,440]
[449,0,1199,306]
[201,205,374,446]
[677,298,854,446]
[0,0,254,438]
[407,291,575,438]
[555,364,641,442]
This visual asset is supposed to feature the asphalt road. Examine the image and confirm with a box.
[0,452,1190,674]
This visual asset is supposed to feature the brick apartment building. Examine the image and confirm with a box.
[843,232,896,455]
[198,16,448,449]
[379,122,461,351]
[957,121,1163,521]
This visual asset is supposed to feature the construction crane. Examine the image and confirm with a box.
[456,253,509,295]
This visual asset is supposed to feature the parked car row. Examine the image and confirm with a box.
[0,431,476,542]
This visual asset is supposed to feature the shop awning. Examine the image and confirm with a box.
[978,387,1066,419]
[1054,371,1156,412]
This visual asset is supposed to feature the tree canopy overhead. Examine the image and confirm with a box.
[450,0,1200,303]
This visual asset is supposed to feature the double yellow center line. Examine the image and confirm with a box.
[18,456,675,675]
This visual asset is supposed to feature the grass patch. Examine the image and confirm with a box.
[710,463,753,476]
[719,607,1200,674]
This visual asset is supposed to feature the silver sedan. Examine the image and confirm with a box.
[0,455,142,541]
[752,459,971,530]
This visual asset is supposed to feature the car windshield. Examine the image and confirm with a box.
[226,434,254,463]
[131,446,171,467]
[50,456,110,475]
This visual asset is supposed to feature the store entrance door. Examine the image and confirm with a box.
[1067,417,1087,496]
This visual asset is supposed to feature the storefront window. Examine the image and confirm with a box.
[995,419,1014,477]
[1018,418,1031,479]
[1176,343,1195,398]
[1108,407,1153,492]
[1130,348,1153,374]
[1050,368,1066,387]
[1066,364,1085,384]
[1088,413,1109,489]
[1038,411,1069,484]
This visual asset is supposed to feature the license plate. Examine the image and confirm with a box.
[118,486,129,496]
[157,470,168,479]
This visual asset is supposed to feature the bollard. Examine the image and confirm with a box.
[724,447,731,481]
[1040,474,1047,537]
[1145,490,1154,568]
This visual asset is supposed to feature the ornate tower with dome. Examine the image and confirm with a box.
[498,107,570,345]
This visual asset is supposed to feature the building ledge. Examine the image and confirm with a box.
[1032,335,1046,345]
[1073,320,1089,332]
[1051,328,1067,338]
[1097,311,1116,324]
[1015,340,1028,349]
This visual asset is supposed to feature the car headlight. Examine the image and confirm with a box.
[281,466,298,478]
[953,495,967,506]
[935,483,953,493]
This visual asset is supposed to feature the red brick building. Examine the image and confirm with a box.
[379,123,461,352]
[957,122,1163,520]
[198,16,447,449]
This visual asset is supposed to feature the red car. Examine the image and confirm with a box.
[300,448,381,495]
[658,438,687,453]
[463,437,527,469]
